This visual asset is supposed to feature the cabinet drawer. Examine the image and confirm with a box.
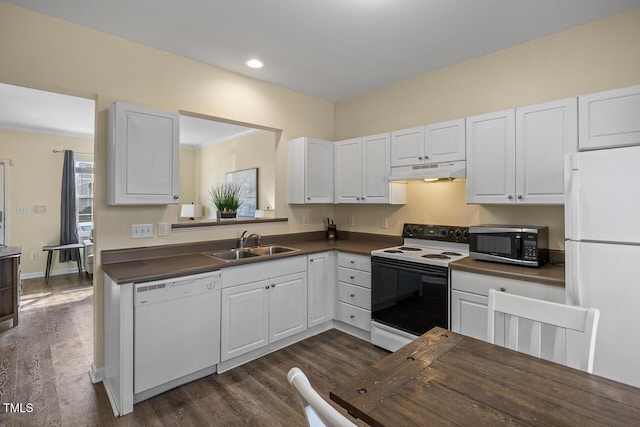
[335,302,371,331]
[337,253,370,272]
[337,282,371,310]
[451,270,564,303]
[337,267,370,288]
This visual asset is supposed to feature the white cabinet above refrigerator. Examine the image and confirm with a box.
[578,84,640,151]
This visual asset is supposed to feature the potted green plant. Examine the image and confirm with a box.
[208,183,242,220]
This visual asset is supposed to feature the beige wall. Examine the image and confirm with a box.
[334,7,640,248]
[0,129,93,275]
[0,3,334,368]
[178,147,197,204]
[195,130,276,218]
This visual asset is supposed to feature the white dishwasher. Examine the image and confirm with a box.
[134,271,221,396]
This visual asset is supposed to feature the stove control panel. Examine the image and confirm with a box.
[402,223,469,243]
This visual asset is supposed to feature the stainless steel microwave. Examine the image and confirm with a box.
[469,225,549,267]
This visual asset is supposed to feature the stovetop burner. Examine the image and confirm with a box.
[383,249,404,253]
[441,251,462,256]
[398,246,422,251]
[422,254,451,260]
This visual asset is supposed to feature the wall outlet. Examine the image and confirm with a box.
[17,206,30,214]
[302,216,309,226]
[381,217,389,229]
[131,224,153,238]
[158,222,169,236]
[348,216,355,227]
[31,252,38,260]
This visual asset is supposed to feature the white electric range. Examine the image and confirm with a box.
[370,223,469,352]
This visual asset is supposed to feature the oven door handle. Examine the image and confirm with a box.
[371,257,448,277]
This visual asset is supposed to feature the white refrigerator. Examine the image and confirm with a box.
[565,145,640,387]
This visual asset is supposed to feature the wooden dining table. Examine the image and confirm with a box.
[330,327,640,426]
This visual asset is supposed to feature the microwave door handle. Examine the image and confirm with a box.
[515,234,522,260]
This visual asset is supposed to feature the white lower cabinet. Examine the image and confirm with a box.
[335,253,371,332]
[307,252,335,328]
[451,270,564,343]
[221,257,307,362]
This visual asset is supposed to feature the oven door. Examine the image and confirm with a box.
[371,256,449,336]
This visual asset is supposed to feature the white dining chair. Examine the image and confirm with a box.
[487,289,600,373]
[287,367,357,427]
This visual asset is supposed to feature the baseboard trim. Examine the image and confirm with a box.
[21,267,87,280]
[89,363,104,383]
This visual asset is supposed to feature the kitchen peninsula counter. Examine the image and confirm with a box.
[102,233,400,284]
[451,257,565,288]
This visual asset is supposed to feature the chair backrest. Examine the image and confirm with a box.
[487,289,600,373]
[287,367,356,427]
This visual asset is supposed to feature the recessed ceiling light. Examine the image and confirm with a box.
[246,59,263,69]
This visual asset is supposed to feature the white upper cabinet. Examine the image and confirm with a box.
[288,137,334,204]
[107,101,179,205]
[516,98,577,204]
[578,84,640,151]
[335,133,405,204]
[466,109,516,204]
[424,118,466,163]
[391,119,465,167]
[467,99,576,205]
[390,126,424,167]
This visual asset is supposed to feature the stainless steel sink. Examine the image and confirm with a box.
[204,245,298,261]
[205,249,261,261]
[246,245,299,255]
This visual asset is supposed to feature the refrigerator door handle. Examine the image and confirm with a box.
[564,153,580,240]
[566,241,581,306]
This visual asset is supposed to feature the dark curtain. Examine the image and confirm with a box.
[59,150,79,262]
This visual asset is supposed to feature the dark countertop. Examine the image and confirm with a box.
[102,239,393,284]
[0,246,22,258]
[451,257,565,288]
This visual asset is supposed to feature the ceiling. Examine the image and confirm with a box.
[4,0,639,101]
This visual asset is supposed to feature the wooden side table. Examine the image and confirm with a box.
[42,243,83,283]
[0,246,22,327]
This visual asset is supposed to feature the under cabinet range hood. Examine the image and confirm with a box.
[389,160,466,181]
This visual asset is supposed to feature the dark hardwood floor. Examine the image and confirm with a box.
[0,273,389,426]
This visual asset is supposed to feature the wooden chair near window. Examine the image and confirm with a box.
[287,367,356,427]
[487,288,600,373]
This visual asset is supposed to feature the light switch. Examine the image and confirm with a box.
[131,224,153,238]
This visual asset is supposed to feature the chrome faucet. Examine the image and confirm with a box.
[239,230,261,248]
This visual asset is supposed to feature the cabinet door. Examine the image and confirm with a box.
[466,109,516,204]
[269,272,307,343]
[108,102,179,205]
[361,133,390,204]
[578,85,640,151]
[516,98,577,204]
[391,126,424,167]
[305,138,334,203]
[334,138,361,203]
[451,290,489,341]
[308,252,334,328]
[220,280,269,361]
[424,118,465,163]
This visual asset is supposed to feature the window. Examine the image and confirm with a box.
[75,157,93,239]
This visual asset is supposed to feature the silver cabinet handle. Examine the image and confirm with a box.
[500,287,506,292]
[307,197,311,200]
[350,260,355,264]
[265,285,270,290]
[425,155,429,160]
[350,276,355,280]
[350,293,355,297]
[271,284,275,288]
[173,195,179,199]
[418,156,423,160]
[507,195,513,200]
[350,315,355,319]
[517,195,523,200]
[361,197,365,201]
